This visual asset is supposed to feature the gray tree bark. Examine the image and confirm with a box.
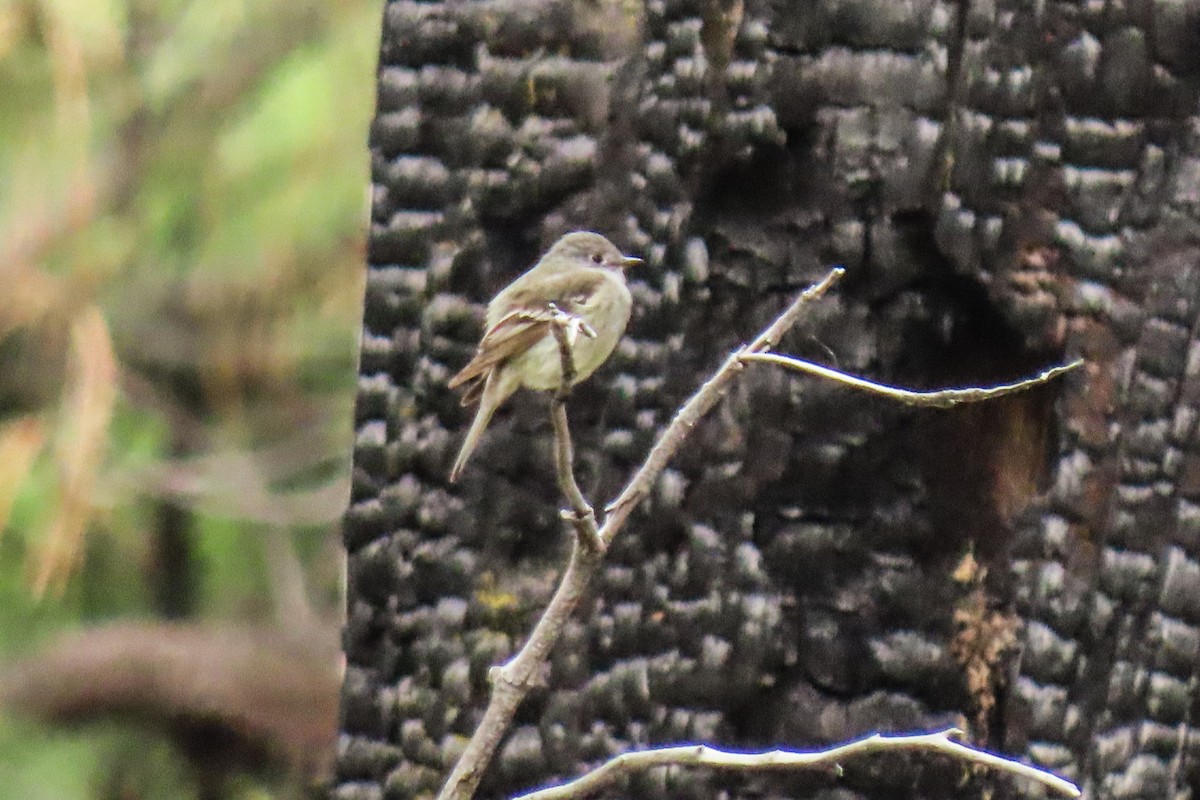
[335,2,1200,799]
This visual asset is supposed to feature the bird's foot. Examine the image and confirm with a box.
[547,302,597,348]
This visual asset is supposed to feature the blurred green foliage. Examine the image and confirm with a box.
[0,0,379,796]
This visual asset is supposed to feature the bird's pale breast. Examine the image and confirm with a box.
[510,269,631,391]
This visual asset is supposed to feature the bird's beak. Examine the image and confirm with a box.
[618,255,642,270]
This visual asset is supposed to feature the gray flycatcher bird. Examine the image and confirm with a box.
[448,231,640,482]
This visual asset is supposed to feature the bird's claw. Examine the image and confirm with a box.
[548,303,596,348]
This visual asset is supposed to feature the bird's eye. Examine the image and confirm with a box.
[591,253,603,264]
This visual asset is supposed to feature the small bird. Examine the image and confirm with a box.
[448,231,641,482]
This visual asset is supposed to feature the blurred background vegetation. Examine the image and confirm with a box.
[0,0,379,796]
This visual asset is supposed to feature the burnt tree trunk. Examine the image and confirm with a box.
[335,2,1200,799]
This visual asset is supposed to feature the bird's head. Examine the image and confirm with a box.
[546,231,642,273]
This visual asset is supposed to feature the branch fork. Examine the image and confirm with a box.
[433,266,1082,800]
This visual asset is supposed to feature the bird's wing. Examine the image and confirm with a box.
[447,307,556,393]
[448,273,601,400]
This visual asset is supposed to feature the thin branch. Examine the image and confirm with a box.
[512,728,1082,800]
[739,354,1083,408]
[548,309,603,554]
[433,267,847,800]
[547,302,584,402]
[600,267,846,537]
[437,537,596,800]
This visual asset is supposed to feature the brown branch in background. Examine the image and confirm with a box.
[434,267,846,800]
[738,353,1083,407]
[0,622,341,782]
[512,728,1081,800]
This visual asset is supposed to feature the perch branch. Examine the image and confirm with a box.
[548,306,603,553]
[433,267,847,800]
[738,354,1083,407]
[512,728,1081,800]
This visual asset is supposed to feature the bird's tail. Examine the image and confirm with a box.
[449,372,508,483]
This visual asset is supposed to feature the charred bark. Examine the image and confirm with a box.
[337,2,1200,799]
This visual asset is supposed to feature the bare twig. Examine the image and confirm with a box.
[739,354,1083,408]
[512,728,1082,800]
[599,267,846,536]
[434,268,847,800]
[439,538,597,800]
[547,302,579,402]
[548,309,603,553]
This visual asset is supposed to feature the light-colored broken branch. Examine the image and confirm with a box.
[739,353,1083,408]
[513,728,1081,800]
